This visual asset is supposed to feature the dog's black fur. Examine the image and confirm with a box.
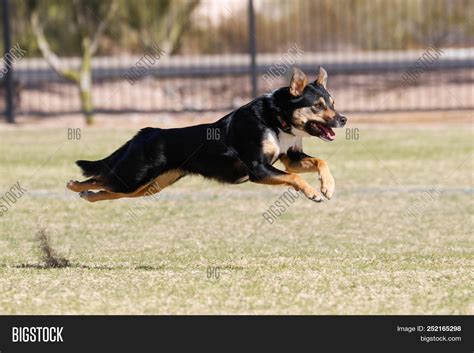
[72,67,346,202]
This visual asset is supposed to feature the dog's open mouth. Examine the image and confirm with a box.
[306,121,336,141]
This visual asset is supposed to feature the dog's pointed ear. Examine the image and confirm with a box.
[289,68,308,97]
[315,66,328,89]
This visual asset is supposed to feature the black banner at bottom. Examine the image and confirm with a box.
[0,316,472,352]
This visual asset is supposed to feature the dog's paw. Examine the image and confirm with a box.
[308,193,323,203]
[321,183,335,200]
[67,180,79,191]
[302,186,323,203]
[79,190,94,202]
[320,175,335,200]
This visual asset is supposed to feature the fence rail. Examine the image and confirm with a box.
[4,48,474,82]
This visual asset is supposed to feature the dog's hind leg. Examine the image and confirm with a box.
[79,190,130,202]
[67,178,104,192]
[128,170,185,198]
[79,169,185,202]
[79,190,126,202]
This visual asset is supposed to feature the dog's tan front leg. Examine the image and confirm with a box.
[257,173,323,202]
[280,154,335,199]
[244,162,323,202]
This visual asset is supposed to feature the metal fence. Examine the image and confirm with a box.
[1,0,473,122]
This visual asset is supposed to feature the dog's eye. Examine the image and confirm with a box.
[314,102,325,109]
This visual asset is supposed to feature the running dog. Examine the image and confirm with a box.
[67,67,347,202]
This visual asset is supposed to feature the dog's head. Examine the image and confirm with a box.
[286,67,346,141]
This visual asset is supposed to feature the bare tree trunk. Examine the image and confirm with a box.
[79,37,94,125]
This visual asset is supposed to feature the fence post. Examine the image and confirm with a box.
[2,0,15,123]
[248,0,257,98]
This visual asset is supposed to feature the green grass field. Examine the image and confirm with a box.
[0,124,472,314]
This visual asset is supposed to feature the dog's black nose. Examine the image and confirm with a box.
[339,115,347,125]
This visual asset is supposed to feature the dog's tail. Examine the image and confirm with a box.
[75,160,106,177]
[76,141,130,177]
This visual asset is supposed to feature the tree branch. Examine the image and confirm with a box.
[89,0,119,56]
[30,10,79,83]
[155,0,200,54]
[168,0,198,53]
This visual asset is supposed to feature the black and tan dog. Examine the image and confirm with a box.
[67,67,346,202]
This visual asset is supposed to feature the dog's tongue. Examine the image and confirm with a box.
[319,125,336,140]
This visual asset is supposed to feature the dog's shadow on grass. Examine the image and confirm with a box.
[7,263,165,271]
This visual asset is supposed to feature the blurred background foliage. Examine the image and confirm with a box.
[1,0,473,56]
